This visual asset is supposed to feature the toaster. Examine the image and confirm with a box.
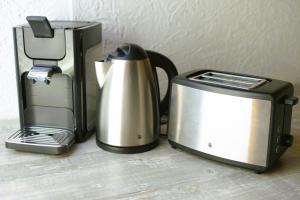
[168,70,298,172]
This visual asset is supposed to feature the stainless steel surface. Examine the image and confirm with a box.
[5,126,75,154]
[25,74,73,110]
[95,60,110,88]
[24,106,74,130]
[24,69,74,130]
[95,59,159,147]
[189,71,267,90]
[168,84,272,166]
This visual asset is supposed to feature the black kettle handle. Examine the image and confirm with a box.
[146,50,178,116]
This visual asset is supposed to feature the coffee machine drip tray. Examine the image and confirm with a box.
[5,126,75,154]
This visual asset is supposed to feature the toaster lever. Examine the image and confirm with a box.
[284,96,298,106]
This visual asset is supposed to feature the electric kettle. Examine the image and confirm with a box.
[95,44,178,153]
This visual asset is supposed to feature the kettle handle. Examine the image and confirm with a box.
[146,50,178,116]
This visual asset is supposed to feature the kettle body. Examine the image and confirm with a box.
[95,44,178,153]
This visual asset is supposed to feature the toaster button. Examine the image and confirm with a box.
[277,136,281,144]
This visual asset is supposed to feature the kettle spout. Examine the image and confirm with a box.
[95,60,111,88]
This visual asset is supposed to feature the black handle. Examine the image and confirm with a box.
[26,16,54,38]
[146,50,178,116]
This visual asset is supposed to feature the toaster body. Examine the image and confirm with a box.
[168,70,297,172]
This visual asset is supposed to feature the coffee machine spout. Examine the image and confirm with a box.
[95,60,111,88]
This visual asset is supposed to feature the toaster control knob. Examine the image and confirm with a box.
[284,96,298,106]
[280,135,293,147]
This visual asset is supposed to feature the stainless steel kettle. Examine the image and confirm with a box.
[95,44,178,153]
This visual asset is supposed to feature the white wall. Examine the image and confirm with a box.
[72,0,300,80]
[1,0,300,121]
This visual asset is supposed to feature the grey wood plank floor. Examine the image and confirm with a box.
[1,101,300,199]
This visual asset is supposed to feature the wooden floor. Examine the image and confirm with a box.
[1,104,300,200]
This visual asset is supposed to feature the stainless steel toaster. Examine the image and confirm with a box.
[168,70,298,172]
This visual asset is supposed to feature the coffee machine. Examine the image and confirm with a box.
[5,16,102,154]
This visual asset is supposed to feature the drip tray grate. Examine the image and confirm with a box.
[6,126,75,154]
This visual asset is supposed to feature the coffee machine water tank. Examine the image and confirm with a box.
[5,16,102,154]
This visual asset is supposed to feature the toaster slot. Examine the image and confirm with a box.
[189,71,267,90]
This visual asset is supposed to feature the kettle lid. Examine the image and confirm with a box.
[108,43,148,60]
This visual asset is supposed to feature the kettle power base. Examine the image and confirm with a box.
[96,139,159,154]
[6,126,75,155]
